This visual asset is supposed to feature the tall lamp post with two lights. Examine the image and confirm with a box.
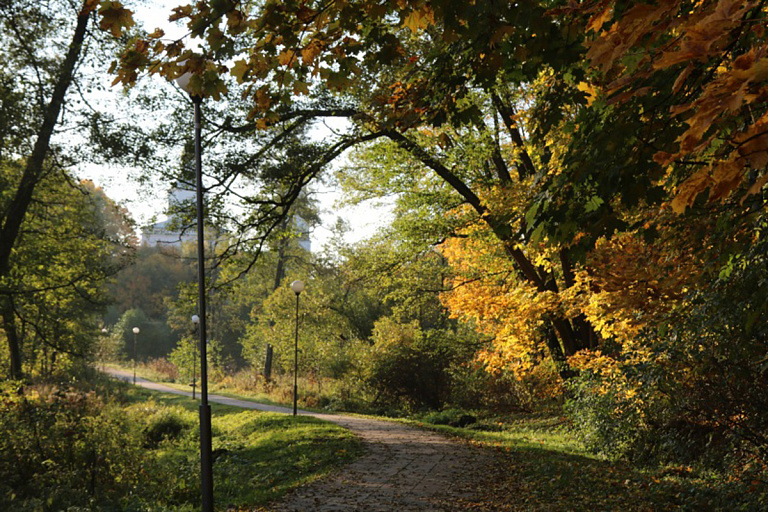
[291,280,305,417]
[176,65,214,512]
[132,327,139,384]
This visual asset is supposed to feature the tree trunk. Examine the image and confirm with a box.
[384,129,598,375]
[0,298,22,379]
[0,7,90,274]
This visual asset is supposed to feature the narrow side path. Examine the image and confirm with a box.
[104,368,499,511]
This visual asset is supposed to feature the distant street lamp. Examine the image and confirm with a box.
[176,63,214,512]
[132,327,140,385]
[291,280,305,417]
[191,315,200,399]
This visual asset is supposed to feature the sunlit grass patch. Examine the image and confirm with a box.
[114,380,363,510]
[212,410,362,507]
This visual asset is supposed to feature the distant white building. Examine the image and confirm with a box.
[141,182,198,248]
[141,180,312,253]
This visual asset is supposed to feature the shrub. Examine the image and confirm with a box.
[141,407,193,448]
[565,368,647,460]
[366,319,473,410]
[0,382,146,511]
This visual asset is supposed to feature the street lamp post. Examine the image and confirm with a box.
[290,280,305,417]
[191,315,200,400]
[176,66,214,512]
[132,327,139,385]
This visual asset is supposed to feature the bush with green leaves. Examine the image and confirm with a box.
[364,318,478,410]
[0,381,147,511]
[565,368,648,461]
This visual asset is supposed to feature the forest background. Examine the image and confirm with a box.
[1,0,768,510]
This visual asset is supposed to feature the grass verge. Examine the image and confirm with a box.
[119,383,363,510]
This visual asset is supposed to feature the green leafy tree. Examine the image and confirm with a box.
[241,279,357,379]
[112,308,176,361]
[0,164,133,378]
[169,335,198,386]
[0,0,137,378]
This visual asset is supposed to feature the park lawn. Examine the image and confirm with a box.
[114,371,767,510]
[121,385,362,510]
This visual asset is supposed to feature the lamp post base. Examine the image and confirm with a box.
[200,403,214,512]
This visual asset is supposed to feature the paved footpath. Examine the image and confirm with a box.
[105,368,499,511]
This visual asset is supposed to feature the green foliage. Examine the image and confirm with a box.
[137,403,194,449]
[240,281,358,379]
[168,335,198,386]
[113,308,176,361]
[365,318,475,410]
[565,370,647,461]
[0,381,146,511]
[447,362,541,413]
[108,245,195,323]
[0,164,134,379]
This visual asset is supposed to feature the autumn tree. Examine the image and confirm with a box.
[110,0,611,377]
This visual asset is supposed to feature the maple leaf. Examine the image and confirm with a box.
[402,6,434,34]
[278,49,296,67]
[302,41,323,65]
[169,5,193,22]
[587,4,613,33]
[226,9,247,34]
[230,59,249,83]
[254,88,272,110]
[670,168,713,214]
[81,0,100,15]
[98,1,135,38]
[709,158,743,202]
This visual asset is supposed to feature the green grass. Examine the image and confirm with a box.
[110,368,767,510]
[119,383,363,510]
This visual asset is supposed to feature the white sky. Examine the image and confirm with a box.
[78,0,392,252]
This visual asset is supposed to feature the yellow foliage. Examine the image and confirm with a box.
[440,224,561,380]
[565,229,703,347]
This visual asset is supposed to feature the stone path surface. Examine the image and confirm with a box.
[105,368,498,511]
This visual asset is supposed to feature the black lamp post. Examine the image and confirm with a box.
[191,315,199,400]
[176,66,214,512]
[290,280,305,416]
[132,326,139,385]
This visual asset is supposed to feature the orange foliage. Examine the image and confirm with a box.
[566,230,703,344]
[440,225,561,378]
[441,209,705,383]
[566,0,768,212]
